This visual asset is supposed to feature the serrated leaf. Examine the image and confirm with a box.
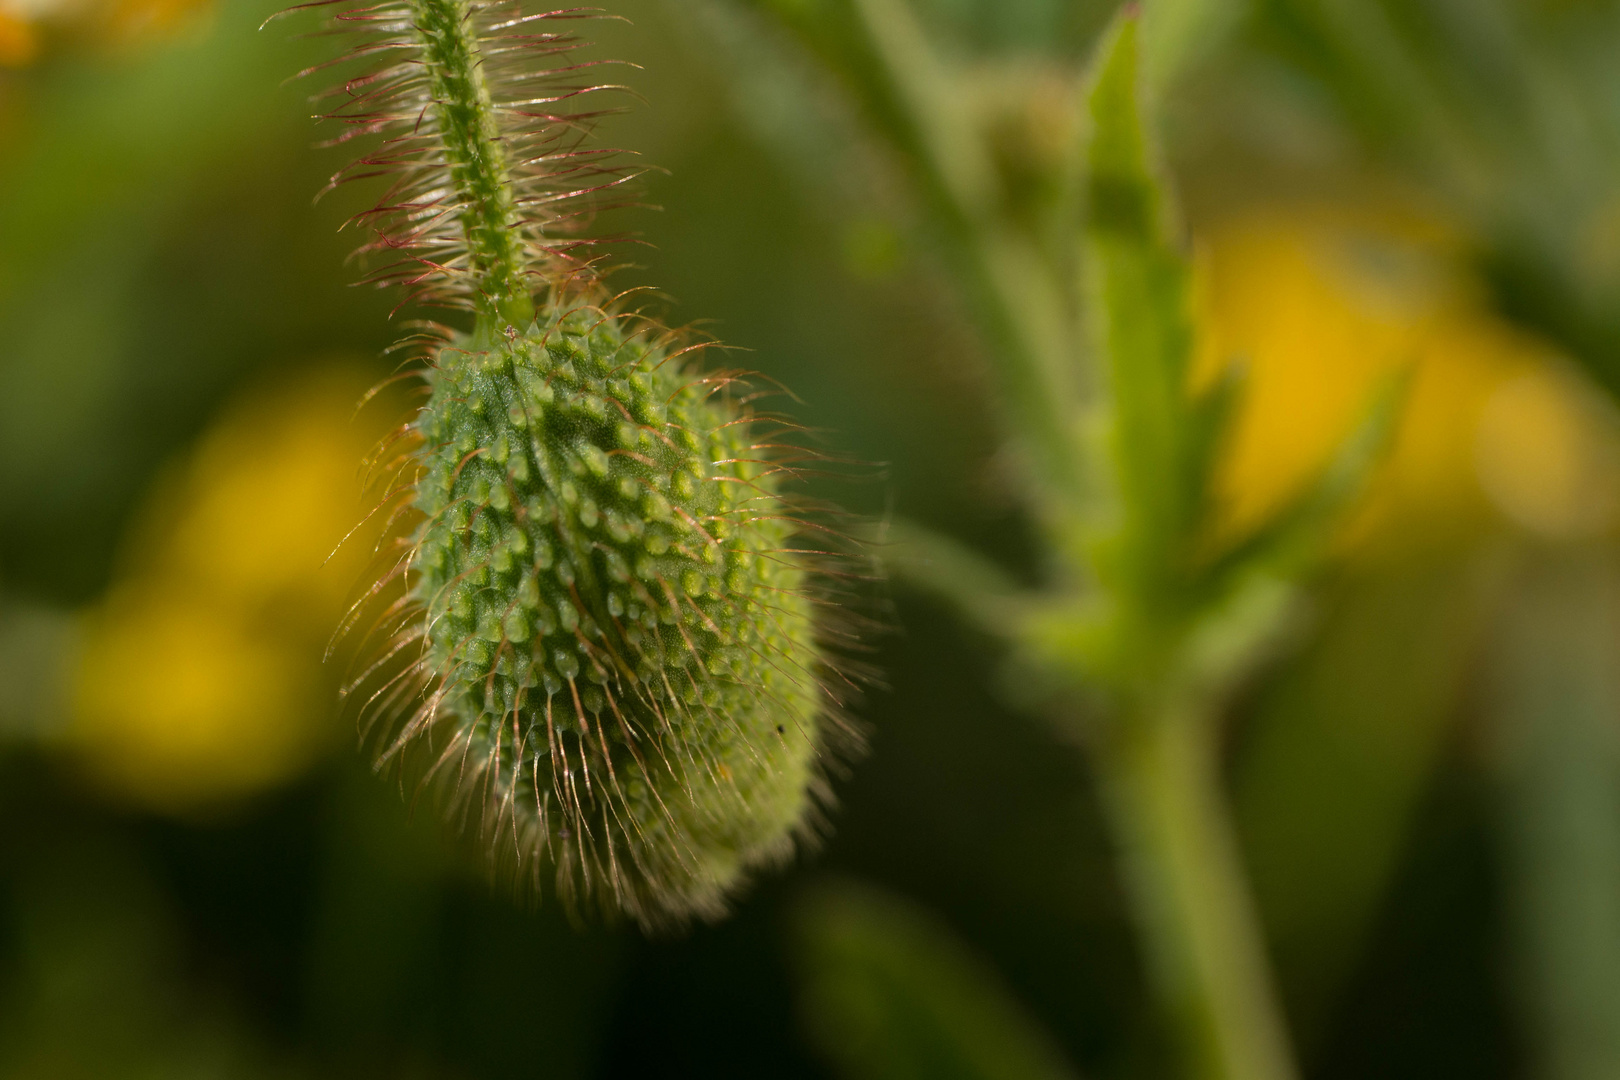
[1185,360,1249,540]
[1082,14,1202,598]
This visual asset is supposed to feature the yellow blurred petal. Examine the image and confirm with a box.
[1475,368,1620,540]
[1194,209,1437,540]
[0,12,39,66]
[133,366,404,622]
[1356,314,1542,531]
[97,0,212,44]
[1194,205,1606,555]
[70,587,324,812]
[66,363,410,812]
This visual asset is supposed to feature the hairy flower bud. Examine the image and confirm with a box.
[391,307,832,924]
[289,0,864,926]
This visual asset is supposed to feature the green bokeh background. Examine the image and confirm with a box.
[4,0,1619,1076]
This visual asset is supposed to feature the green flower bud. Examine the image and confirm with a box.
[293,0,864,927]
[392,307,840,926]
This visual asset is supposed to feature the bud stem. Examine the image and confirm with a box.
[1098,693,1298,1080]
[413,0,535,329]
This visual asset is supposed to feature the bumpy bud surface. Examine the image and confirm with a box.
[293,0,861,927]
[397,304,829,925]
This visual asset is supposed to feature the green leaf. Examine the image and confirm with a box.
[1081,13,1201,603]
[1208,370,1406,585]
[792,880,1081,1080]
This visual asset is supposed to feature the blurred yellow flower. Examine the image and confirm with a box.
[70,364,404,813]
[1193,206,1620,553]
[74,587,321,809]
[1475,366,1620,540]
[0,10,38,66]
[100,0,212,41]
[0,0,210,65]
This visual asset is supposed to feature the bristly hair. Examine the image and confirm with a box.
[280,1,641,313]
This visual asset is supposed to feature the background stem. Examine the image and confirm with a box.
[1485,547,1620,1080]
[1097,697,1299,1080]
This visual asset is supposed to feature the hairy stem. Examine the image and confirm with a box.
[412,0,535,328]
[1098,696,1298,1080]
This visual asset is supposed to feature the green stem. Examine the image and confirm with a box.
[1097,695,1299,1080]
[849,0,1085,513]
[412,0,535,329]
